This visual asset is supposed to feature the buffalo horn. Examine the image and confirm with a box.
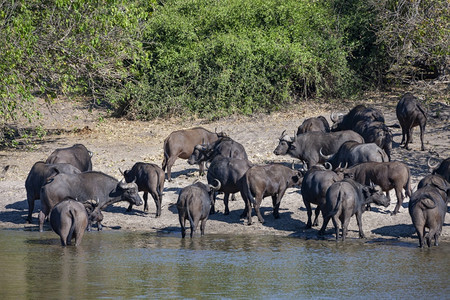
[427,157,439,170]
[302,160,308,172]
[330,112,339,123]
[209,179,221,191]
[319,148,333,160]
[119,168,125,176]
[279,130,287,140]
[324,162,332,170]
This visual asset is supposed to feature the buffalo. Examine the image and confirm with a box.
[188,136,248,166]
[297,116,330,134]
[320,141,389,170]
[300,165,344,228]
[39,171,143,232]
[396,93,427,151]
[25,161,81,223]
[45,143,93,172]
[331,105,392,160]
[409,185,447,247]
[177,181,221,238]
[206,156,253,215]
[336,161,412,215]
[162,127,225,181]
[241,164,303,225]
[273,130,364,168]
[121,162,165,216]
[331,105,385,131]
[49,199,88,246]
[318,179,390,240]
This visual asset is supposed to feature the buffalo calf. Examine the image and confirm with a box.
[50,199,88,246]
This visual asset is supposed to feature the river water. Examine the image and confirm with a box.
[0,229,448,299]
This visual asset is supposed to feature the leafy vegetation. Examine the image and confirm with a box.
[0,0,447,145]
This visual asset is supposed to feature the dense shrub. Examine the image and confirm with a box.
[110,0,355,119]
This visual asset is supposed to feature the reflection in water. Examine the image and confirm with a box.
[0,230,448,298]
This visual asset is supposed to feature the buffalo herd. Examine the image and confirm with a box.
[25,93,448,247]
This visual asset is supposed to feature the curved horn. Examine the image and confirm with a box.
[291,160,295,170]
[302,160,308,172]
[209,179,221,191]
[337,162,348,170]
[330,111,339,123]
[319,148,333,160]
[427,157,439,170]
[119,168,124,176]
[324,162,332,170]
[279,130,286,140]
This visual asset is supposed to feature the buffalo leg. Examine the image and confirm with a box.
[303,200,313,229]
[392,187,404,215]
[150,191,161,217]
[272,195,281,219]
[200,218,208,236]
[179,215,186,238]
[419,123,426,151]
[341,217,351,241]
[166,156,177,181]
[400,126,406,145]
[254,196,264,224]
[312,206,321,227]
[318,216,331,236]
[355,211,365,239]
[224,193,230,215]
[39,211,46,232]
[331,215,339,241]
[190,218,199,238]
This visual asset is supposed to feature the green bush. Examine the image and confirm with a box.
[110,0,356,120]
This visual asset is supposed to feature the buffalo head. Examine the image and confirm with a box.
[118,180,143,206]
[273,130,293,156]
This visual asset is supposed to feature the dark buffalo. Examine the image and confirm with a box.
[320,141,388,170]
[177,181,220,238]
[409,185,447,247]
[300,165,344,228]
[354,120,393,160]
[273,130,364,168]
[336,161,412,215]
[331,105,385,131]
[297,116,330,134]
[318,179,390,240]
[45,144,93,172]
[418,174,450,202]
[25,161,81,223]
[121,162,165,216]
[206,156,253,215]
[39,171,143,232]
[162,127,225,181]
[241,164,303,225]
[188,136,248,166]
[49,199,88,246]
[396,93,427,151]
[331,105,392,160]
[428,157,450,183]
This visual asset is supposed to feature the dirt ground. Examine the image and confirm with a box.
[0,86,449,244]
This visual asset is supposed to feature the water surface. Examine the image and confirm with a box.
[0,230,448,299]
